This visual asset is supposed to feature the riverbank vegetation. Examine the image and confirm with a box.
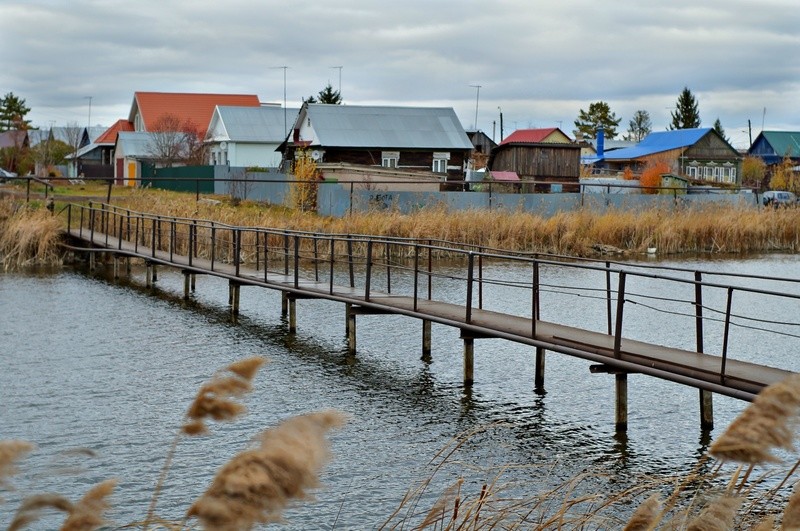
[2,185,800,265]
[0,198,62,270]
[3,359,800,529]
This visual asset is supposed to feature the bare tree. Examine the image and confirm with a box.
[63,121,83,177]
[148,114,187,167]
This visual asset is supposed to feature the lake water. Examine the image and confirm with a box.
[2,253,799,529]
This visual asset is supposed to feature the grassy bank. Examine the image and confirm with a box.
[0,198,63,270]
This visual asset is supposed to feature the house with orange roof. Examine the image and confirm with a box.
[488,127,581,192]
[105,91,261,184]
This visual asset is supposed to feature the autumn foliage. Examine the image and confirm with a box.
[639,162,671,194]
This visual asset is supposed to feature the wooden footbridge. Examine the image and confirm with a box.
[61,203,800,432]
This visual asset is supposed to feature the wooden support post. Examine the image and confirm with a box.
[421,319,432,359]
[89,252,96,271]
[281,292,288,317]
[615,373,628,432]
[191,273,196,292]
[126,257,132,276]
[230,282,240,315]
[345,303,352,337]
[113,257,119,279]
[145,263,152,287]
[700,389,714,430]
[152,264,158,282]
[288,297,297,334]
[183,272,191,300]
[534,346,546,393]
[463,336,474,386]
[347,307,356,355]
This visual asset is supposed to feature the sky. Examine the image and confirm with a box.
[1,0,798,149]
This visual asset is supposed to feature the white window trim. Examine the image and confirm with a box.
[382,151,399,168]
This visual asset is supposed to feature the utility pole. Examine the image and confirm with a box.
[469,84,481,131]
[84,96,92,129]
[271,66,289,138]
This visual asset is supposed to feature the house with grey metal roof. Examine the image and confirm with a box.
[282,103,473,185]
[114,131,160,185]
[206,105,298,168]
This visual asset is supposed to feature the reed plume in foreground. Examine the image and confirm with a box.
[7,479,116,531]
[146,356,267,524]
[187,409,348,530]
[0,440,34,491]
[710,374,800,464]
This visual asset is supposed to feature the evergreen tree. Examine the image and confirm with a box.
[713,118,728,141]
[573,101,621,139]
[626,110,652,142]
[316,83,342,104]
[669,87,701,130]
[0,92,32,131]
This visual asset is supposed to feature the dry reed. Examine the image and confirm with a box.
[0,440,35,491]
[710,374,800,464]
[0,200,63,270]
[685,496,742,530]
[186,409,348,530]
[623,493,663,530]
[109,188,800,258]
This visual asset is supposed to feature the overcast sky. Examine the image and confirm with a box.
[2,0,798,148]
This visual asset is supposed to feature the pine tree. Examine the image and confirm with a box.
[713,118,728,142]
[316,83,342,104]
[0,92,32,131]
[573,101,621,139]
[669,87,701,130]
[627,110,652,142]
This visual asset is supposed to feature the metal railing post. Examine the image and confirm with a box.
[347,235,354,288]
[263,231,269,282]
[234,229,241,277]
[720,287,734,382]
[532,260,539,337]
[169,220,175,261]
[413,244,419,312]
[364,240,373,301]
[284,232,290,276]
[151,218,157,258]
[427,239,433,300]
[329,237,335,295]
[188,223,194,267]
[478,249,483,309]
[210,224,216,271]
[385,242,391,294]
[695,271,704,353]
[313,237,319,282]
[613,272,627,358]
[293,235,300,289]
[466,252,474,323]
[606,261,613,335]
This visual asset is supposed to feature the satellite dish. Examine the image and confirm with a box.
[311,150,321,161]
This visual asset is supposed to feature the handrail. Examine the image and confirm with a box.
[66,202,800,393]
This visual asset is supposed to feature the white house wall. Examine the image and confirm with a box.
[228,142,283,168]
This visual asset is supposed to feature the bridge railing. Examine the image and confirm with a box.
[66,202,800,384]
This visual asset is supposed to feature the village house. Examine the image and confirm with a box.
[487,127,581,192]
[601,128,742,186]
[280,103,473,190]
[205,105,299,168]
[748,131,800,167]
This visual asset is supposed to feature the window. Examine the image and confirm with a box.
[432,152,450,173]
[382,151,399,168]
[687,166,698,178]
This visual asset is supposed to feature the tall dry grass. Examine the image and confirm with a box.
[108,188,800,257]
[0,199,64,270]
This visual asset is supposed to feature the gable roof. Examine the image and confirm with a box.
[750,131,800,158]
[0,130,28,149]
[299,104,473,150]
[95,119,135,145]
[211,105,298,143]
[500,128,570,145]
[130,92,260,135]
[603,128,713,160]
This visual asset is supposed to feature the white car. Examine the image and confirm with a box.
[0,168,17,180]
[762,190,797,208]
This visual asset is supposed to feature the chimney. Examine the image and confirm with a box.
[596,126,605,158]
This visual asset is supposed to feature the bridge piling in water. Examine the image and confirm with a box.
[700,390,713,430]
[616,373,628,432]
[534,347,546,392]
[422,320,432,359]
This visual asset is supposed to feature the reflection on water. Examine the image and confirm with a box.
[1,254,798,528]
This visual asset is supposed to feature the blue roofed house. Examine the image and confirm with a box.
[205,105,299,168]
[281,103,474,189]
[602,128,742,186]
[748,131,800,167]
